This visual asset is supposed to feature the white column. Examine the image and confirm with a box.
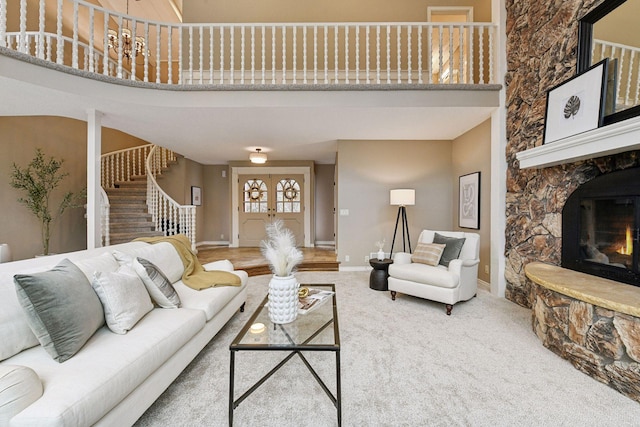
[87,109,102,249]
[490,0,507,297]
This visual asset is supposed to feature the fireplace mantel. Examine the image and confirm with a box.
[516,116,640,169]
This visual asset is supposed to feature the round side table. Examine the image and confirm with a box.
[369,258,393,291]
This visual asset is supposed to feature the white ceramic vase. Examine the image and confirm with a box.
[268,275,299,324]
[377,249,385,260]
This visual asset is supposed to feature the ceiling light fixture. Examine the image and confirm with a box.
[249,148,267,164]
[107,0,146,62]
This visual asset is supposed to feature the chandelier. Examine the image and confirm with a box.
[107,0,146,61]
[249,148,268,164]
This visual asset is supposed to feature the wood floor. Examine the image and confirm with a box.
[197,246,339,276]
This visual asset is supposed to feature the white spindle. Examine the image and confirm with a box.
[488,26,494,84]
[230,27,234,84]
[271,26,276,84]
[0,0,6,48]
[293,26,297,84]
[396,25,401,83]
[188,26,193,84]
[116,15,123,78]
[303,26,308,84]
[407,26,412,84]
[130,19,137,80]
[251,26,256,85]
[240,25,245,84]
[448,25,453,83]
[324,25,329,84]
[469,26,474,84]
[427,24,432,83]
[365,26,370,84]
[179,26,184,84]
[210,26,214,84]
[478,27,484,83]
[355,25,360,84]
[418,26,422,84]
[38,0,45,59]
[144,23,149,82]
[260,26,265,84]
[156,24,161,83]
[19,0,26,53]
[313,26,318,84]
[220,27,224,84]
[46,34,52,61]
[334,25,339,84]
[282,26,286,84]
[376,26,381,84]
[458,25,463,83]
[199,26,204,85]
[438,26,444,82]
[345,26,349,84]
[386,25,391,84]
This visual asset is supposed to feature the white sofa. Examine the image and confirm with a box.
[0,241,248,426]
[388,230,480,315]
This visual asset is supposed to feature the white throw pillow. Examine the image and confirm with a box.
[91,267,153,335]
[133,257,181,308]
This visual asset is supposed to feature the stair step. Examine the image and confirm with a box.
[114,180,147,188]
[109,204,149,213]
[109,231,165,244]
[110,213,153,221]
[110,221,156,230]
[108,195,147,203]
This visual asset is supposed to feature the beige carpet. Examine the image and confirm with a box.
[134,271,640,426]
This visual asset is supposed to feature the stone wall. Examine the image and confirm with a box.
[504,0,640,308]
[533,284,640,402]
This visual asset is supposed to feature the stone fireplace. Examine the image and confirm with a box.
[506,0,640,404]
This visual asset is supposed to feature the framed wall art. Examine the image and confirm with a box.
[459,172,480,229]
[543,58,609,144]
[191,186,202,206]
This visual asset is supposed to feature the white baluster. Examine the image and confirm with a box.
[396,25,401,83]
[293,26,297,84]
[458,24,463,84]
[156,24,161,83]
[438,25,444,83]
[313,25,318,84]
[230,26,235,84]
[38,0,45,59]
[46,34,52,61]
[448,25,453,83]
[131,19,138,80]
[345,25,349,84]
[271,25,276,84]
[240,25,245,84]
[386,25,391,84]
[260,26,265,84]
[144,23,149,82]
[418,26,422,84]
[407,26,411,84]
[209,26,214,84]
[469,26,474,84]
[355,25,359,84]
[488,26,494,84]
[282,26,286,84]
[19,0,26,54]
[178,27,183,84]
[302,26,308,84]
[0,0,6,49]
[334,25,339,84]
[376,26,380,84]
[251,25,256,84]
[220,27,225,84]
[199,26,204,85]
[188,26,193,84]
[87,7,94,72]
[365,25,370,84]
[478,27,484,84]
[56,0,63,63]
[324,25,328,84]
[116,15,123,78]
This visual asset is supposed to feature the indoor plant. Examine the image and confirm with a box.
[9,148,83,256]
[261,220,304,324]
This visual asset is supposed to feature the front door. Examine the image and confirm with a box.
[238,174,304,247]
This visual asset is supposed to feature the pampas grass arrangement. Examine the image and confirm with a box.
[261,220,303,277]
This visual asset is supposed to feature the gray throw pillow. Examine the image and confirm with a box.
[433,233,466,267]
[13,259,105,363]
[133,257,181,308]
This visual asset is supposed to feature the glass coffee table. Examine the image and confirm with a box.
[229,283,341,426]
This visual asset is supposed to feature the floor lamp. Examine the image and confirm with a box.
[389,189,415,257]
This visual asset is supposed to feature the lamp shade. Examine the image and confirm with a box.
[249,148,267,164]
[390,189,415,206]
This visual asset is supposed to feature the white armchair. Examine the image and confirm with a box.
[388,230,480,315]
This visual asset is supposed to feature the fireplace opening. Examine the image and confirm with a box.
[562,168,640,287]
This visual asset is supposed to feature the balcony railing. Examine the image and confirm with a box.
[0,0,498,87]
[594,39,640,110]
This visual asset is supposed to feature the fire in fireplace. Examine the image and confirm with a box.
[562,168,640,287]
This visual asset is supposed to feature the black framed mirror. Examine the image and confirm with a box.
[578,0,640,125]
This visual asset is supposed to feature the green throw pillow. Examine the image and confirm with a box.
[433,233,466,267]
[13,259,105,363]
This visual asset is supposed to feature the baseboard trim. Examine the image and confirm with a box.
[196,241,230,247]
[315,241,336,247]
[477,279,490,291]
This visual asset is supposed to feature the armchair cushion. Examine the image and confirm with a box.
[411,243,446,266]
[433,233,466,267]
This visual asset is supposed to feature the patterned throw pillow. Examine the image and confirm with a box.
[411,243,446,266]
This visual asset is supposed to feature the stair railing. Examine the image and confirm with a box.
[101,144,154,189]
[146,145,197,251]
[100,187,110,246]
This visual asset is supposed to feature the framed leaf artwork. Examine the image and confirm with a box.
[543,58,610,144]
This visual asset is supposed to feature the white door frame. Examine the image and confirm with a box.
[231,166,312,248]
[427,6,474,22]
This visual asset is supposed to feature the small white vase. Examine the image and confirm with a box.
[377,249,385,260]
[268,275,299,324]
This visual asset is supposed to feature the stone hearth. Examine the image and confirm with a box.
[526,263,640,402]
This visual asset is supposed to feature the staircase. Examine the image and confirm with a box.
[105,176,164,245]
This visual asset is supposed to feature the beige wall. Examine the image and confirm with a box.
[183,0,492,23]
[202,165,231,243]
[0,116,149,260]
[452,119,491,283]
[336,139,453,267]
